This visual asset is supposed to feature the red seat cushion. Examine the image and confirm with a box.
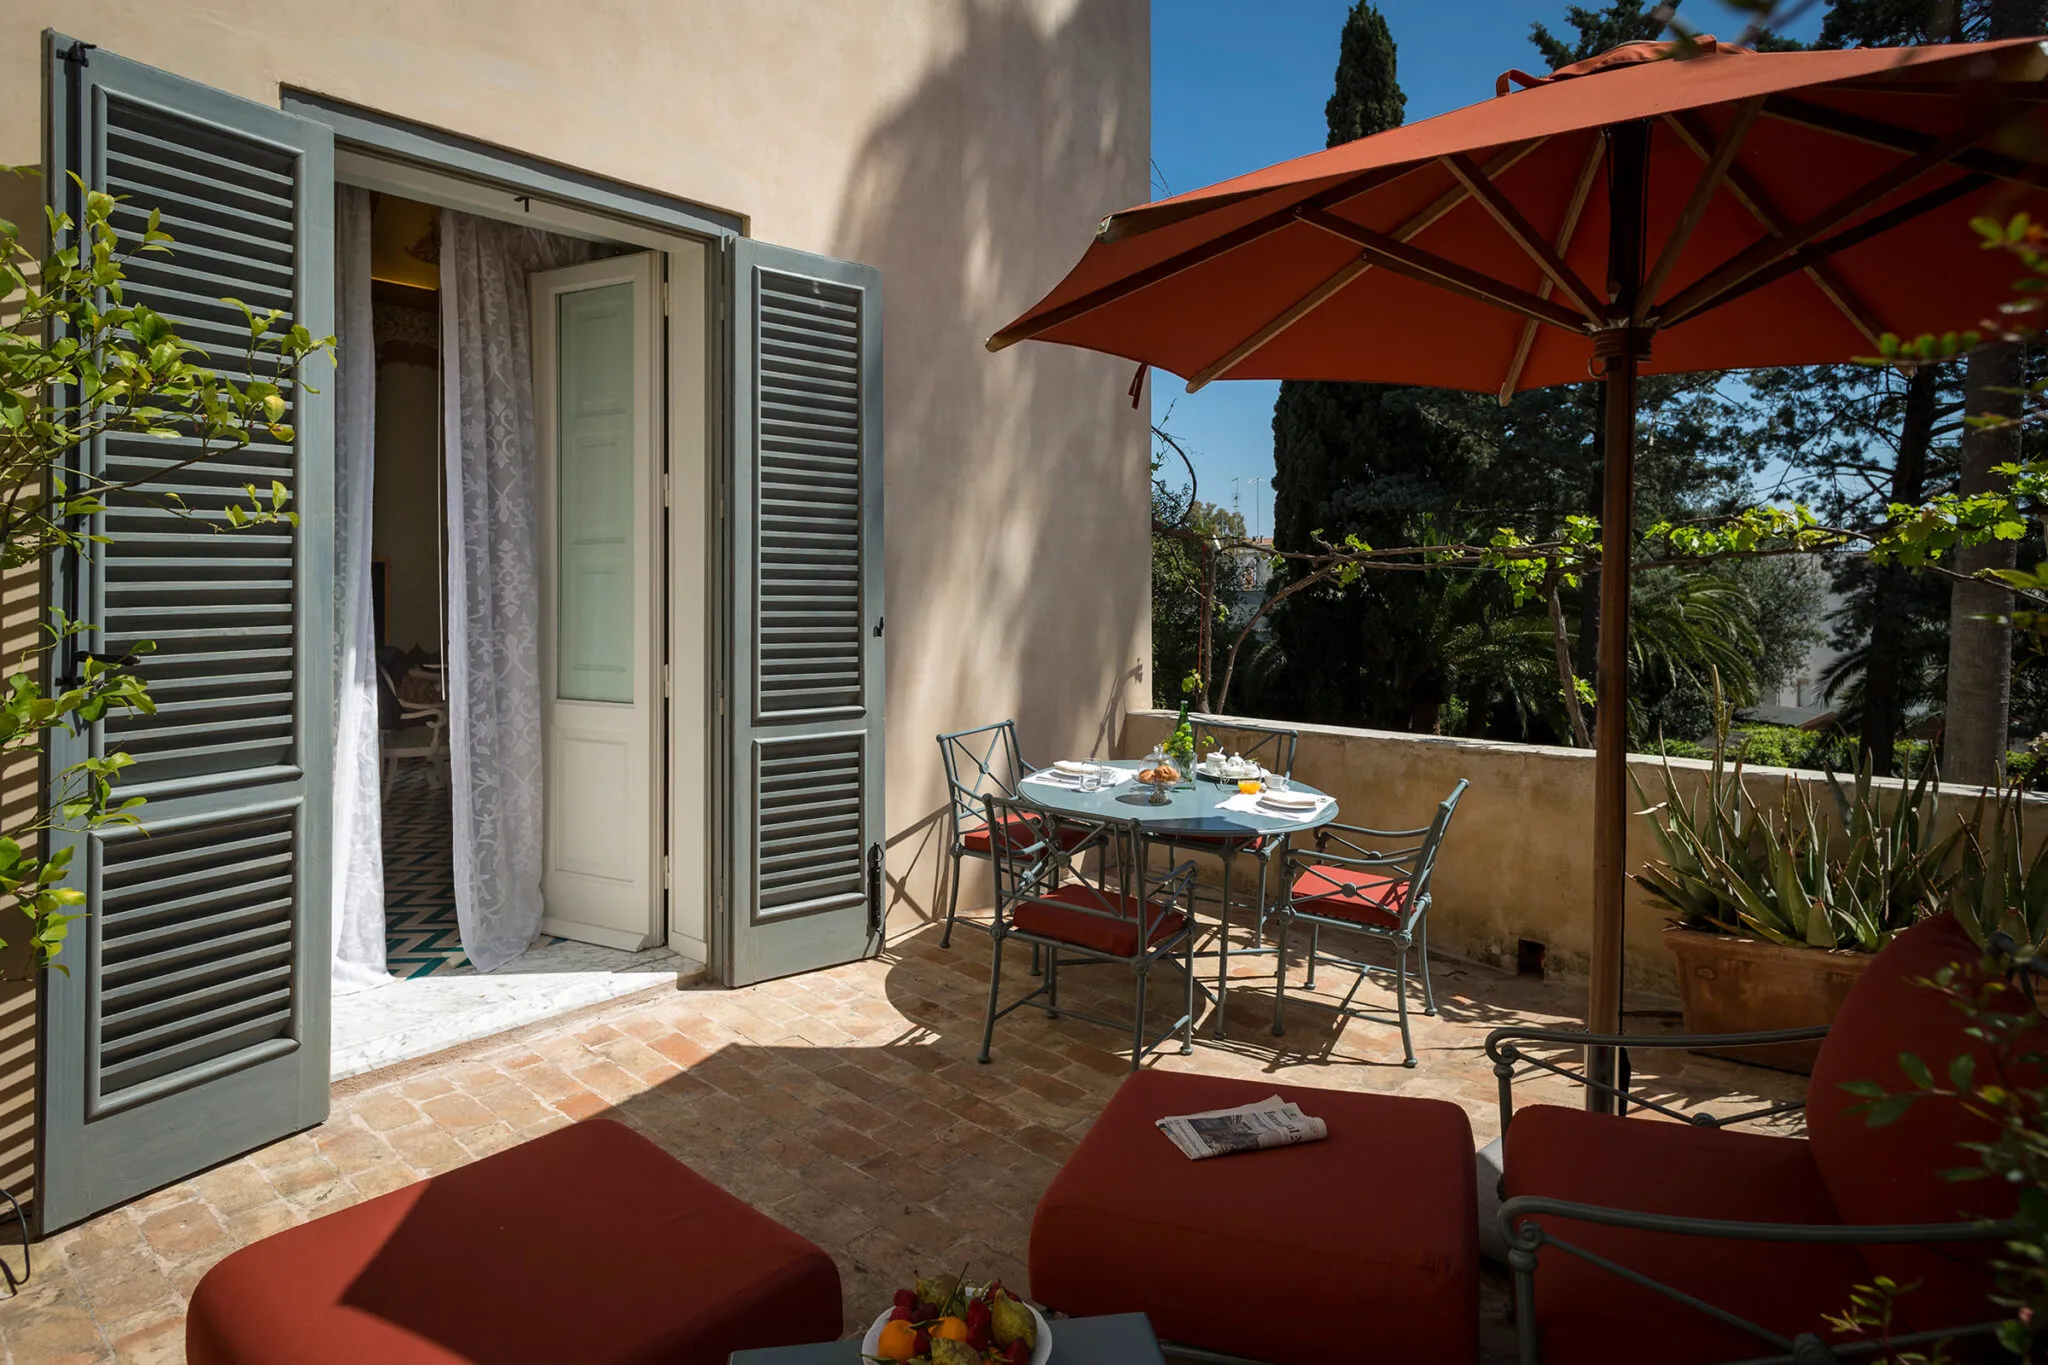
[962,814,1086,855]
[1288,863,1407,929]
[1012,885,1185,957]
[1503,1104,1868,1365]
[186,1119,841,1365]
[1807,912,2024,1332]
[1032,1069,1478,1365]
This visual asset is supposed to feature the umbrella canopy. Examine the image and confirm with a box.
[990,36,2048,1104]
[991,37,2048,399]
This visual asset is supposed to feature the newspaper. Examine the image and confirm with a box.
[1154,1094,1329,1161]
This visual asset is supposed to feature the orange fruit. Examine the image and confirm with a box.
[876,1319,919,1361]
[932,1316,971,1342]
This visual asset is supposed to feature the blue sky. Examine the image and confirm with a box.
[1149,0,1831,538]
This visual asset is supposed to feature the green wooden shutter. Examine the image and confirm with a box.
[38,34,334,1231]
[723,243,884,987]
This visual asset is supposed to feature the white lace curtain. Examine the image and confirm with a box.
[331,185,389,994]
[439,212,594,972]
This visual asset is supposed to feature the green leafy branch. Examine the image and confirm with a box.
[0,168,334,980]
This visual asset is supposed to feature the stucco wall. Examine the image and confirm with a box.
[0,0,1153,931]
[1123,710,2034,1003]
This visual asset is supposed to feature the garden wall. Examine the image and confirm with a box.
[1121,710,2043,1001]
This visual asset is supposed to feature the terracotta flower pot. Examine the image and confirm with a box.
[1662,926,1874,1074]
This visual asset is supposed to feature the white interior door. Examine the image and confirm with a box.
[532,253,664,950]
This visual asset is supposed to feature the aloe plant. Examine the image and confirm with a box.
[1633,744,1960,954]
[1946,774,2048,950]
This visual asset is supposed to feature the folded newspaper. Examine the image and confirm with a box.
[1155,1094,1329,1161]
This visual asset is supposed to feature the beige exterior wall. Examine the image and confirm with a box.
[0,1,1150,1193]
[1123,710,2035,1003]
[0,0,1152,929]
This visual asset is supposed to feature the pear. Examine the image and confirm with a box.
[914,1272,962,1316]
[990,1291,1037,1350]
[929,1339,980,1365]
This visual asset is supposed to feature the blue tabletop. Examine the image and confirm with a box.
[1016,760,1337,841]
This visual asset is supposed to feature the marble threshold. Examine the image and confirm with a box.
[332,937,707,1080]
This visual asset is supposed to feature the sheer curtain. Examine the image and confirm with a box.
[331,185,390,994]
[438,211,593,972]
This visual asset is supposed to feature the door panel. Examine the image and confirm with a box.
[533,254,663,951]
[39,35,334,1231]
[725,244,885,986]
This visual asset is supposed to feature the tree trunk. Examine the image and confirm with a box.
[1943,343,2021,785]
[1862,366,1938,775]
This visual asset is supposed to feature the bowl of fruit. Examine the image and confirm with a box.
[861,1273,1049,1365]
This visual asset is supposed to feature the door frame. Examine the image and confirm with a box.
[287,96,732,971]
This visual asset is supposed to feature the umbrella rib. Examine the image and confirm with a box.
[1185,141,1545,393]
[1295,206,1586,333]
[1499,138,1605,405]
[1441,152,1604,324]
[1635,98,1764,326]
[985,163,1423,352]
[1662,110,1886,348]
[1664,170,1991,330]
[1655,107,2015,329]
[1763,94,2048,193]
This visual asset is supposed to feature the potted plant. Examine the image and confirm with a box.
[1634,736,1960,1072]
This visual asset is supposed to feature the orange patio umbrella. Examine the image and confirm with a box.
[989,35,2048,1104]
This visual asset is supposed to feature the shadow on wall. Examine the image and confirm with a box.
[0,169,43,1214]
[828,0,1153,930]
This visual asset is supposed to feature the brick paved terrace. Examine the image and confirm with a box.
[2,916,1805,1364]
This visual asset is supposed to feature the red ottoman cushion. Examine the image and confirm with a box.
[187,1119,841,1365]
[1504,1103,1869,1365]
[1031,1069,1478,1365]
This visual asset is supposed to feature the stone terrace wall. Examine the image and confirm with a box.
[1120,710,2038,1000]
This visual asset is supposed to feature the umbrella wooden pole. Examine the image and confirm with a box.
[1589,342,1638,1113]
[1588,120,1651,1114]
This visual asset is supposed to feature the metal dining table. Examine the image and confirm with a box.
[1015,759,1340,1034]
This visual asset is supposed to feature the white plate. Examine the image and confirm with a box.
[861,1301,1053,1365]
[1260,791,1321,810]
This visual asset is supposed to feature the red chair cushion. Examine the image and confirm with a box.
[186,1119,841,1365]
[1288,863,1407,929]
[1012,885,1185,958]
[961,814,1086,855]
[1807,912,2023,1331]
[1032,1069,1478,1365]
[1503,1103,1868,1365]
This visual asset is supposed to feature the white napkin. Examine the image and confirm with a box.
[1218,791,1332,823]
[1024,766,1133,788]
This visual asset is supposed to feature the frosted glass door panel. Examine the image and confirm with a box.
[556,282,636,703]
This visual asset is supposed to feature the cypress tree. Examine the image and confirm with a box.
[1268,3,1418,727]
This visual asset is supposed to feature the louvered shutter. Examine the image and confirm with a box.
[724,243,884,986]
[38,36,334,1231]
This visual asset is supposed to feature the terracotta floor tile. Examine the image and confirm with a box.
[19,920,1806,1361]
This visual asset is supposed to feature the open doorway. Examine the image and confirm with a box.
[330,183,701,1078]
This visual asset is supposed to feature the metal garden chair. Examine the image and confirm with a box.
[1482,912,2020,1364]
[935,720,1031,948]
[1161,715,1298,1038]
[977,794,1199,1071]
[1266,778,1467,1067]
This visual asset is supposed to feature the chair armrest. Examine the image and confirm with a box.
[1499,1197,2014,1364]
[1317,820,1431,841]
[1502,1195,2014,1248]
[1486,1024,1827,1130]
